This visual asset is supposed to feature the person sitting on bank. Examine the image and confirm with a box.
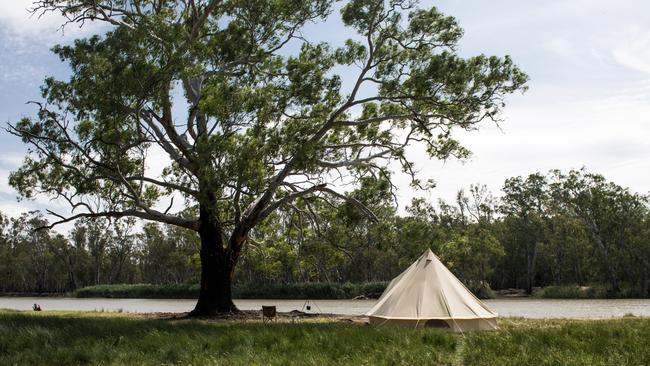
[32,304,42,311]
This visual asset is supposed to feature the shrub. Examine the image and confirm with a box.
[75,282,389,299]
[534,285,608,299]
[75,280,498,300]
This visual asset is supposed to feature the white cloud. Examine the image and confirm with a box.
[0,200,33,218]
[0,169,12,194]
[613,32,650,75]
[0,151,26,167]
[391,82,650,209]
[0,0,105,42]
[543,37,574,58]
[0,151,24,195]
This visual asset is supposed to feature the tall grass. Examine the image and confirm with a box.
[2,311,650,365]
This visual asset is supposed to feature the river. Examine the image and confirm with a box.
[2,297,650,318]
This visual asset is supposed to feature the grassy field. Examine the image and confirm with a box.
[2,310,650,365]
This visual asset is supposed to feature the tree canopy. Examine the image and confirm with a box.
[9,0,527,314]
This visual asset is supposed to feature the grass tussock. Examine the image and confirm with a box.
[2,310,650,365]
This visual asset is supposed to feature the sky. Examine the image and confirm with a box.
[0,0,649,231]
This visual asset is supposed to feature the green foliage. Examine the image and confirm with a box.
[235,281,387,299]
[0,213,79,293]
[75,282,388,300]
[9,2,527,311]
[2,312,650,366]
[75,283,200,299]
[2,168,648,300]
[534,285,609,299]
[139,223,201,285]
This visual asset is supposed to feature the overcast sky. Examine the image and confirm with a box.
[1,0,649,229]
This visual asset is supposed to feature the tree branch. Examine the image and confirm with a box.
[40,208,198,231]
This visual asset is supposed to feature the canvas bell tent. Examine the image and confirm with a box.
[366,249,498,331]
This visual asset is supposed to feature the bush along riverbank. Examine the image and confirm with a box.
[2,311,650,365]
[73,282,498,300]
[15,282,647,300]
[74,282,390,300]
[533,284,650,299]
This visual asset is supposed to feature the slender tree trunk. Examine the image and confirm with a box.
[585,222,619,293]
[525,242,537,294]
[596,239,619,293]
[66,256,78,291]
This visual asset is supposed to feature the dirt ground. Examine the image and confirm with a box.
[154,310,370,325]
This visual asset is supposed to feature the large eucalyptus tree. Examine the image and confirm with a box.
[9,0,527,314]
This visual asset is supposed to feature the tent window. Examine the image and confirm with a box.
[424,319,450,329]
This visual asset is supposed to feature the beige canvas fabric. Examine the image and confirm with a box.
[366,249,497,332]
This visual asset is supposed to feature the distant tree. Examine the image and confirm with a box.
[50,229,86,290]
[139,223,200,284]
[395,198,441,265]
[106,218,139,283]
[536,212,590,286]
[0,213,68,292]
[10,0,526,314]
[500,173,548,294]
[637,214,650,295]
[439,185,503,290]
[0,212,10,292]
[70,219,111,285]
[550,169,649,294]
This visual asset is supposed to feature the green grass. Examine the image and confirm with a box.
[74,282,389,300]
[2,311,650,365]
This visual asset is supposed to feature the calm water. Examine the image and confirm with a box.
[2,297,650,318]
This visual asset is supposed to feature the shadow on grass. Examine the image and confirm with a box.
[0,311,457,366]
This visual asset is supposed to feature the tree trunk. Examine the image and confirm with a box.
[66,255,78,291]
[596,238,619,293]
[525,242,537,295]
[190,195,251,316]
[190,217,238,316]
[586,222,619,293]
[191,251,236,315]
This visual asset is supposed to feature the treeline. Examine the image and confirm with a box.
[0,216,199,293]
[1,168,649,298]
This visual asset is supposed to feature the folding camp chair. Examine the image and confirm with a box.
[262,306,277,323]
